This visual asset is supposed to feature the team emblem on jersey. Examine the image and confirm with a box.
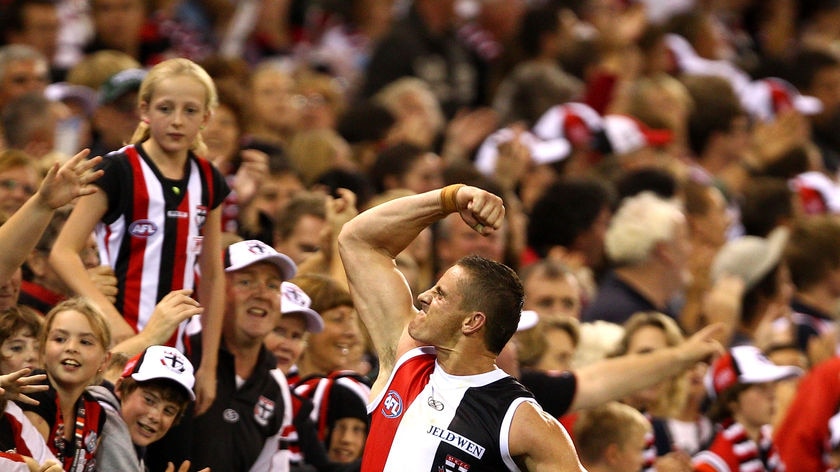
[439,454,470,472]
[381,390,403,418]
[223,408,240,423]
[254,395,275,426]
[195,205,208,229]
[128,219,158,238]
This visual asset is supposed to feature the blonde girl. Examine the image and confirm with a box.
[21,298,111,471]
[50,58,228,415]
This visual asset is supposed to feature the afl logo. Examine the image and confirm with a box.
[129,219,157,238]
[381,390,404,418]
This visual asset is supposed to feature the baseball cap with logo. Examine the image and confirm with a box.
[281,281,324,333]
[741,77,823,122]
[121,345,196,400]
[224,240,297,280]
[601,114,673,156]
[705,345,802,399]
[99,68,147,105]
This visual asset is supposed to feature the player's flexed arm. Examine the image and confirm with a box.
[338,185,504,397]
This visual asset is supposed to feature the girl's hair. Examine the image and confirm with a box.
[129,58,218,156]
[0,306,42,346]
[41,298,112,353]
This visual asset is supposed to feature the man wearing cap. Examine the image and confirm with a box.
[89,68,146,158]
[693,346,802,472]
[187,239,297,472]
[88,345,198,471]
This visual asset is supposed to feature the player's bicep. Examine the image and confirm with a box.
[509,402,585,472]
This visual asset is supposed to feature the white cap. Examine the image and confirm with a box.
[602,114,673,155]
[710,227,789,290]
[121,345,196,400]
[705,345,802,398]
[474,128,571,176]
[281,281,324,333]
[741,77,823,122]
[224,240,296,280]
[517,310,539,332]
[532,102,604,147]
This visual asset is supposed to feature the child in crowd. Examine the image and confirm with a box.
[88,345,207,472]
[20,298,111,471]
[693,346,803,472]
[574,401,652,472]
[0,306,42,374]
[51,58,230,415]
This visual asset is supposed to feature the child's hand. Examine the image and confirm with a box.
[0,368,47,405]
[36,149,104,210]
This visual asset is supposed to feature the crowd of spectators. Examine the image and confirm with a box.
[2,0,840,470]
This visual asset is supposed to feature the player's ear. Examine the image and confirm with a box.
[462,311,486,335]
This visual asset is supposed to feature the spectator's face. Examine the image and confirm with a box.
[0,59,48,110]
[255,173,304,224]
[118,385,182,446]
[203,104,241,165]
[251,69,298,134]
[524,272,581,321]
[327,417,367,463]
[0,165,38,216]
[305,305,360,374]
[732,382,776,431]
[276,215,326,265]
[93,91,140,150]
[623,325,669,409]
[688,186,730,249]
[399,153,444,195]
[0,268,21,311]
[437,215,506,270]
[225,262,283,343]
[263,312,308,374]
[91,0,145,52]
[534,327,576,372]
[612,428,648,472]
[15,3,60,60]
[0,327,40,374]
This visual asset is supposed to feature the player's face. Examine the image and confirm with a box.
[305,306,360,373]
[43,310,108,390]
[732,382,776,430]
[226,262,283,343]
[328,417,367,463]
[141,75,210,158]
[412,265,468,348]
[119,386,181,446]
[264,312,308,374]
[0,328,40,374]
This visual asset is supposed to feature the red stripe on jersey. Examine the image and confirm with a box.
[362,352,435,471]
[125,148,148,331]
[4,410,31,457]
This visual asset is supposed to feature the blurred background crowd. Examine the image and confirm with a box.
[3,0,840,471]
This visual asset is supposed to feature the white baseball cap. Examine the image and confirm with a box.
[710,227,790,291]
[705,345,802,398]
[474,127,571,176]
[121,345,196,400]
[602,114,673,156]
[281,281,324,333]
[224,240,296,280]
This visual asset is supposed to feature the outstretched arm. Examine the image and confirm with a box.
[0,150,102,283]
[570,323,724,411]
[338,185,504,396]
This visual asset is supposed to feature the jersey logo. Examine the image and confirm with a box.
[223,408,240,423]
[254,395,275,426]
[427,425,486,459]
[128,219,158,238]
[195,205,208,229]
[441,454,471,472]
[381,390,403,418]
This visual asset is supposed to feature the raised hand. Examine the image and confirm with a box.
[37,149,104,210]
[0,368,47,405]
[454,186,506,236]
